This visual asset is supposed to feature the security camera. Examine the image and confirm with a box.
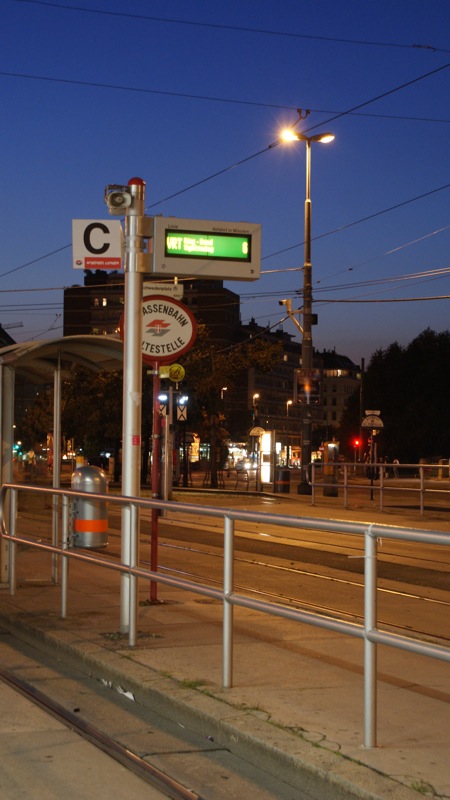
[104,185,133,215]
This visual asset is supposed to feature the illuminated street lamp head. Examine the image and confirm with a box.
[280,129,335,145]
[316,133,335,143]
[280,128,300,142]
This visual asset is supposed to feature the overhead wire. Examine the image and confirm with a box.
[144,62,450,212]
[0,15,450,336]
[14,0,450,55]
[0,57,448,281]
[2,70,449,125]
[312,225,450,285]
[8,261,449,305]
[2,181,447,284]
[321,295,450,303]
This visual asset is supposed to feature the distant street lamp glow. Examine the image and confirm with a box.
[252,393,260,424]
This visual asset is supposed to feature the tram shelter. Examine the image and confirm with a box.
[0,335,123,585]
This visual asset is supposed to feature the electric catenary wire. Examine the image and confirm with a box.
[14,0,450,55]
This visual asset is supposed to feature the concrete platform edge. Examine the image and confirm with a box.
[0,610,422,800]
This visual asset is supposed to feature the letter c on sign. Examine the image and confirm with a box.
[84,222,110,255]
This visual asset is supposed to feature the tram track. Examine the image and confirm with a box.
[0,662,200,800]
[102,528,450,644]
[0,634,297,800]
[14,506,450,641]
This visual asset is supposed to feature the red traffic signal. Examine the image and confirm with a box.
[352,437,361,448]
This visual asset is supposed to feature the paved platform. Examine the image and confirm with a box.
[0,487,449,800]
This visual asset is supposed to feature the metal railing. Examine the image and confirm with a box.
[311,461,450,514]
[0,481,449,748]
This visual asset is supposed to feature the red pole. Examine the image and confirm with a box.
[150,363,161,601]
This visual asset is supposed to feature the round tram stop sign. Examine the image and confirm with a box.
[140,294,197,365]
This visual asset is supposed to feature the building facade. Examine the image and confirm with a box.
[63,272,240,345]
[317,349,362,437]
[63,273,360,458]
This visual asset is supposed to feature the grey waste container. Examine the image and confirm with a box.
[71,465,108,549]
[274,468,290,494]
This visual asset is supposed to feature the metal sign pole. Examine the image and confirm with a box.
[120,178,146,633]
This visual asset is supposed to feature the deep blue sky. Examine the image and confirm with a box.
[1,0,449,364]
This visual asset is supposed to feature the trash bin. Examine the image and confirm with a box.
[274,468,290,494]
[323,441,339,497]
[70,465,108,549]
[323,464,339,497]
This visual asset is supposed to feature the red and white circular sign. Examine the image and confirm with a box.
[140,295,197,365]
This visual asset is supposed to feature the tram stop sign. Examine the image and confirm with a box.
[362,414,384,428]
[140,295,197,365]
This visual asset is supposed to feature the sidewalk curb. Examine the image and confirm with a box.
[0,609,422,800]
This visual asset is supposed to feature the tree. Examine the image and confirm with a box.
[18,388,53,452]
[338,329,450,463]
[16,331,280,488]
[180,326,281,487]
[62,368,123,467]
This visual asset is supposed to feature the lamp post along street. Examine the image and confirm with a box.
[300,137,314,493]
[280,128,334,493]
[286,399,293,466]
[303,138,313,374]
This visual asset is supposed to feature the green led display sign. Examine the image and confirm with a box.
[165,231,251,262]
[152,217,261,281]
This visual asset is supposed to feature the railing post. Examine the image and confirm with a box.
[419,464,424,515]
[128,502,138,648]
[379,466,384,511]
[61,493,69,618]
[223,515,234,689]
[9,487,17,596]
[364,524,377,748]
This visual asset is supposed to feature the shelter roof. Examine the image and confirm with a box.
[0,335,123,383]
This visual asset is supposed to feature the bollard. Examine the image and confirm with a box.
[70,465,108,549]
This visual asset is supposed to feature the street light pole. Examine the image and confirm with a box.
[280,128,334,493]
[303,138,313,373]
[300,137,314,493]
[252,393,260,424]
[286,399,293,466]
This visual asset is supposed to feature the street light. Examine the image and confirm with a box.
[252,393,260,424]
[286,399,293,466]
[280,127,334,493]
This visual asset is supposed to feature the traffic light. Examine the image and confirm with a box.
[352,437,361,448]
